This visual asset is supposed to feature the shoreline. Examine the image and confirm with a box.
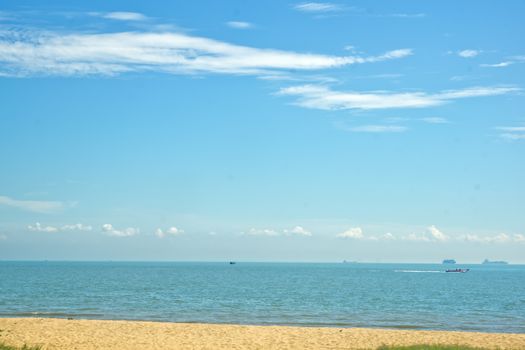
[1,318,525,349]
[0,315,522,334]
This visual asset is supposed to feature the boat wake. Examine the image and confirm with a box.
[394,270,443,273]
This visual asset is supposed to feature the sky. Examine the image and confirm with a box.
[0,0,524,263]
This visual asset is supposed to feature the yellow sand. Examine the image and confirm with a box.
[1,318,524,350]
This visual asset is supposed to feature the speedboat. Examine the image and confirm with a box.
[445,268,469,273]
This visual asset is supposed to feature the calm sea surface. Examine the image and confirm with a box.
[1,262,524,333]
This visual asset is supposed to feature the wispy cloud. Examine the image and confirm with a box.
[496,125,525,140]
[27,222,93,232]
[480,55,525,68]
[421,117,449,124]
[93,11,148,21]
[155,226,184,238]
[226,21,253,29]
[27,222,59,233]
[102,224,139,237]
[278,85,519,110]
[0,30,412,77]
[243,226,312,237]
[293,2,343,13]
[61,223,93,231]
[0,234,6,240]
[480,61,513,68]
[458,49,480,58]
[458,233,525,243]
[0,195,67,213]
[244,228,280,236]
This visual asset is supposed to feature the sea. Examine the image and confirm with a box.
[1,262,524,333]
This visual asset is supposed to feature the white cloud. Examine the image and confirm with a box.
[0,30,411,77]
[27,222,92,233]
[497,126,525,132]
[155,226,184,238]
[102,224,139,237]
[0,234,6,240]
[243,226,312,237]
[437,231,525,243]
[100,12,148,21]
[278,85,519,110]
[27,222,59,233]
[422,117,449,124]
[337,227,364,239]
[294,2,343,12]
[514,234,525,242]
[0,195,66,213]
[226,21,253,29]
[458,49,480,58]
[283,226,312,236]
[496,125,525,141]
[346,125,407,133]
[381,232,395,240]
[401,226,448,242]
[427,225,449,241]
[499,133,525,140]
[244,228,280,236]
[480,61,513,68]
[457,233,517,243]
[61,223,92,231]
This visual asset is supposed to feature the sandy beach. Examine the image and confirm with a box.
[0,318,524,350]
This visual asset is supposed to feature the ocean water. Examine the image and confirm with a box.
[0,262,524,333]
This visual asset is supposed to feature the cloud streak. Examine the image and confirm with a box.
[293,2,343,13]
[27,222,59,233]
[278,85,519,110]
[226,21,253,29]
[89,11,148,21]
[0,195,67,213]
[0,30,411,77]
[243,226,312,237]
[496,125,525,140]
[458,49,480,58]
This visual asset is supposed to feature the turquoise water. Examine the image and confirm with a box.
[1,262,524,333]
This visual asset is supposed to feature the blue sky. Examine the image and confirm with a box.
[1,0,524,262]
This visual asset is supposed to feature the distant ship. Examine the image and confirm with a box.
[229,261,236,265]
[442,259,456,264]
[482,259,508,265]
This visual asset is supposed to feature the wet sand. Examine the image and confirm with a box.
[1,318,524,349]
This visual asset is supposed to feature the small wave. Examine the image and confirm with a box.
[394,270,443,273]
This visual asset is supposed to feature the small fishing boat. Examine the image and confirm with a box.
[445,268,469,273]
[229,261,236,265]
